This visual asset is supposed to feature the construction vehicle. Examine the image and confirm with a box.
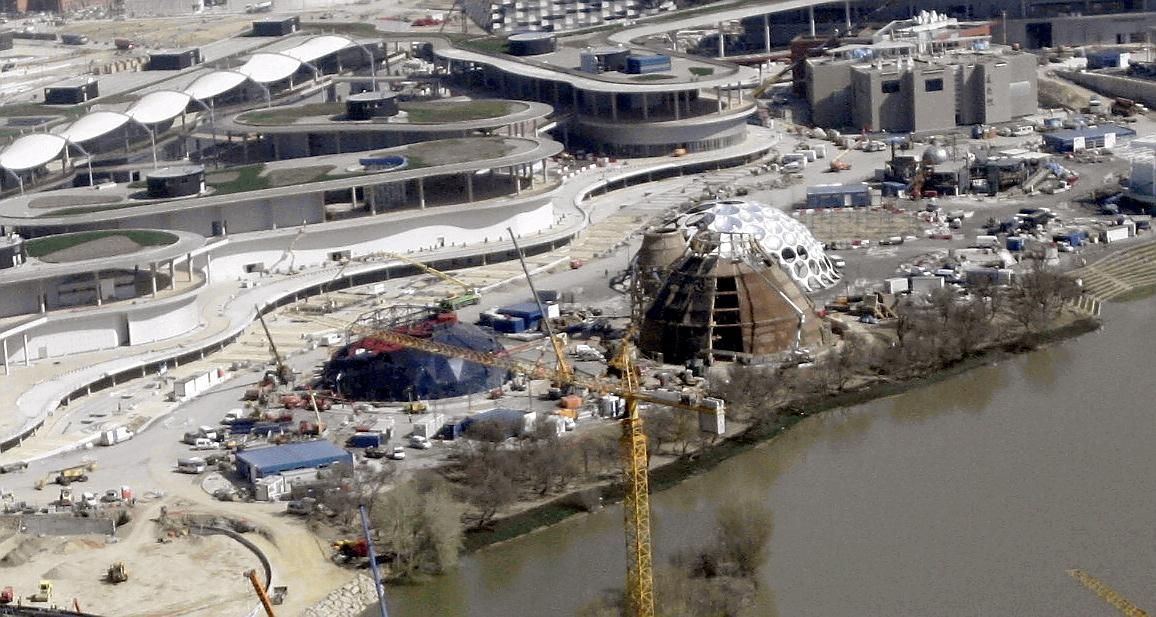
[382,251,481,311]
[246,570,277,617]
[508,228,574,389]
[1068,569,1149,616]
[0,586,12,604]
[107,562,127,584]
[1112,97,1141,117]
[34,462,96,489]
[360,327,724,617]
[29,580,50,603]
[256,309,294,386]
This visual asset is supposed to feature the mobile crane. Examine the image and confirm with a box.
[360,326,724,617]
[382,252,481,311]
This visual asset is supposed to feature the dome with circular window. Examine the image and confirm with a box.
[675,199,840,291]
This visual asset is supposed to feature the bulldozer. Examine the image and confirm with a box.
[107,562,127,584]
[29,580,51,603]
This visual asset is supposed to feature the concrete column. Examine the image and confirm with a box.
[764,13,771,53]
[845,1,852,30]
[22,334,29,367]
[186,252,193,282]
[553,81,560,107]
[611,93,618,121]
[2,338,8,376]
[737,82,743,105]
[417,177,426,208]
[641,92,648,120]
[809,5,816,37]
[150,263,158,298]
[513,166,522,194]
[350,187,358,209]
[94,271,102,306]
[673,92,680,120]
[541,159,548,183]
[718,21,725,58]
[167,260,175,289]
[38,283,45,314]
[717,87,723,112]
[466,174,474,202]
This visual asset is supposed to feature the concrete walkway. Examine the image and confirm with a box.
[0,127,780,465]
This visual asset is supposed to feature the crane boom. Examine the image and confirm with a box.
[245,570,277,617]
[256,308,291,385]
[508,228,573,382]
[364,328,718,417]
[1069,569,1150,617]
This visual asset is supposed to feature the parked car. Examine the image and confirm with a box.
[388,447,407,461]
[364,447,386,459]
[409,435,432,450]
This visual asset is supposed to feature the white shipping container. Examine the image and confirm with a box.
[884,277,910,294]
[975,235,999,248]
[1105,226,1131,243]
[698,397,726,435]
[910,275,945,295]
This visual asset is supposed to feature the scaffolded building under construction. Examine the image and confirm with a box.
[636,200,835,364]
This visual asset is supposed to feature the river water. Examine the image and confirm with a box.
[385,298,1154,617]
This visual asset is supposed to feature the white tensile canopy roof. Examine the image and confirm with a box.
[57,111,132,143]
[0,134,68,171]
[183,70,249,101]
[126,90,193,125]
[0,35,360,173]
[236,53,307,84]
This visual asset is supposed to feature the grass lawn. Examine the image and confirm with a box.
[688,67,715,76]
[206,164,270,194]
[398,100,518,123]
[631,74,675,81]
[300,22,380,38]
[237,103,345,125]
[26,230,177,258]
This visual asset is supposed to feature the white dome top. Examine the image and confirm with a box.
[675,199,839,291]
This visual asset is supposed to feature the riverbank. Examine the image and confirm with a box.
[460,312,1103,553]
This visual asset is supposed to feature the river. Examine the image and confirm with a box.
[384,298,1153,617]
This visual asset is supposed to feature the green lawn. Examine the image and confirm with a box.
[26,230,177,258]
[631,74,675,81]
[237,103,346,125]
[206,165,270,194]
[688,67,715,77]
[398,100,517,123]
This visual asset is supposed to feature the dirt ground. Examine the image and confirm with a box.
[0,502,261,616]
[793,208,927,244]
[64,16,253,50]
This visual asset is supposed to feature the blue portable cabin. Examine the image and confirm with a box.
[235,440,353,483]
[803,183,872,209]
[1042,125,1136,152]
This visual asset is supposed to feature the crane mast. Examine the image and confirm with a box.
[612,343,655,617]
[1068,569,1150,617]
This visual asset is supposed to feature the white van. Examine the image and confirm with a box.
[1012,125,1035,137]
[191,438,219,451]
[176,457,207,474]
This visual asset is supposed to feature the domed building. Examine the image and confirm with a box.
[321,312,507,401]
[637,200,829,365]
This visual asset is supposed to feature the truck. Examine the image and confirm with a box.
[98,426,134,446]
[113,38,136,50]
[438,290,481,311]
[35,462,96,489]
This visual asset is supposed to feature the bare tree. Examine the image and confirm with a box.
[1007,257,1079,335]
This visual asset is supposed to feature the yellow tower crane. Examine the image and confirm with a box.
[1069,569,1150,617]
[381,252,481,311]
[361,327,723,617]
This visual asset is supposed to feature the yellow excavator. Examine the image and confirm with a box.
[34,462,96,489]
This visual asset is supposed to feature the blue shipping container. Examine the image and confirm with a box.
[346,432,383,448]
[626,54,671,74]
[498,302,543,320]
[1007,237,1025,251]
[493,316,526,333]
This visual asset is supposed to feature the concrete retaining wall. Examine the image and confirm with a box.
[19,514,116,537]
[1058,70,1156,109]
